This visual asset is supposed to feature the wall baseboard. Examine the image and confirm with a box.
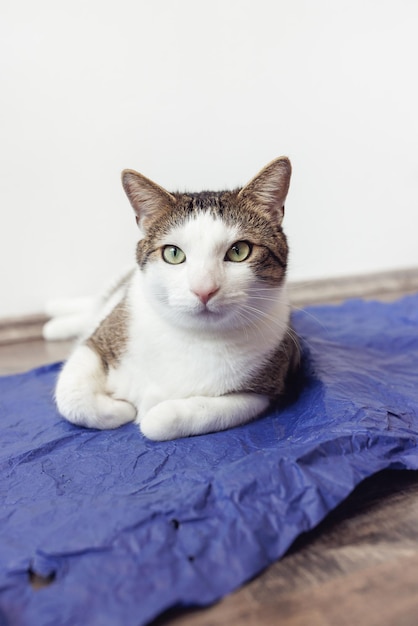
[1,267,417,345]
[0,314,48,346]
[289,266,418,306]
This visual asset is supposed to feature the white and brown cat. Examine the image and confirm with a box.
[49,157,299,440]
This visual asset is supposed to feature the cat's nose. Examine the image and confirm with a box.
[193,287,220,305]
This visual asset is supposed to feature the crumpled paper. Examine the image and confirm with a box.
[0,294,417,626]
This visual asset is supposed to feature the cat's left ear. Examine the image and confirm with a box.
[238,157,291,225]
[121,169,176,231]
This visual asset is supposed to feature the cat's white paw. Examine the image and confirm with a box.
[95,395,137,429]
[58,393,137,430]
[140,393,269,441]
[140,399,195,441]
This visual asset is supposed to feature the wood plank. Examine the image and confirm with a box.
[0,338,73,375]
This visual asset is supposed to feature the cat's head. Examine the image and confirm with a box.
[121,158,292,333]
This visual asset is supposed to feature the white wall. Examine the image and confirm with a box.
[1,0,418,317]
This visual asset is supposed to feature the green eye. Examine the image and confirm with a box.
[162,245,186,265]
[225,241,252,263]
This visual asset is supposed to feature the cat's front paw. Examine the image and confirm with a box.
[140,399,194,441]
[140,393,268,441]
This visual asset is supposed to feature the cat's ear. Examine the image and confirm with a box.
[121,169,176,230]
[238,157,291,224]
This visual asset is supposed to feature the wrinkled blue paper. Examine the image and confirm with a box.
[1,295,418,626]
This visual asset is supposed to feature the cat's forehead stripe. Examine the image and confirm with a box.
[164,211,239,249]
[167,190,272,234]
[142,191,236,244]
[136,188,288,276]
[172,191,227,220]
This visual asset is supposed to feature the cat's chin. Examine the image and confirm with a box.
[192,308,225,327]
[160,304,238,334]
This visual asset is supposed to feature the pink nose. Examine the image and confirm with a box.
[193,287,219,305]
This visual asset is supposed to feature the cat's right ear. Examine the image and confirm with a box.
[121,170,176,231]
[238,157,292,226]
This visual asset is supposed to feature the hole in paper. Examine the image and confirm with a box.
[28,567,56,590]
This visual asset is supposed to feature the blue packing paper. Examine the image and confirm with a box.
[0,294,418,625]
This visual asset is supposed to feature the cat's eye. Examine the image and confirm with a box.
[225,241,252,263]
[162,245,186,265]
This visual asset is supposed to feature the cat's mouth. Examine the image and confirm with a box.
[192,301,225,321]
[197,305,220,317]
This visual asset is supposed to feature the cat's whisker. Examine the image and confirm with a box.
[239,305,289,342]
[245,284,329,334]
[241,302,287,326]
[234,309,273,349]
[289,305,329,334]
[284,326,303,357]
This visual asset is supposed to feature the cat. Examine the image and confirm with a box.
[52,157,300,441]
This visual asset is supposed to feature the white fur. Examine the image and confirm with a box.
[55,213,290,440]
[43,267,134,341]
[55,345,136,428]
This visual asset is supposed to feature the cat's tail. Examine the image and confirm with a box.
[43,266,136,341]
[56,344,137,429]
[43,298,96,341]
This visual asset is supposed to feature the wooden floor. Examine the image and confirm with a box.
[2,282,418,626]
[0,338,73,376]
